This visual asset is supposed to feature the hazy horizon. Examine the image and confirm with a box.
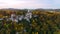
[0,0,60,9]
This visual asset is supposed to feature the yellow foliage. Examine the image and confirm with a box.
[0,14,3,18]
[35,32,38,34]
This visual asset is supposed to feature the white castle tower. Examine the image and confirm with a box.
[24,9,32,22]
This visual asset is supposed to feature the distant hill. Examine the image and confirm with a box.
[0,8,60,12]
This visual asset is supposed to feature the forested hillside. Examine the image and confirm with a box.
[0,9,60,34]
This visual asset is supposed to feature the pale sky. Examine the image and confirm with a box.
[0,0,60,9]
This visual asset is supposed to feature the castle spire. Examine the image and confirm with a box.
[28,9,30,12]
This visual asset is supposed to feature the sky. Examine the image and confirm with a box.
[0,0,60,9]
